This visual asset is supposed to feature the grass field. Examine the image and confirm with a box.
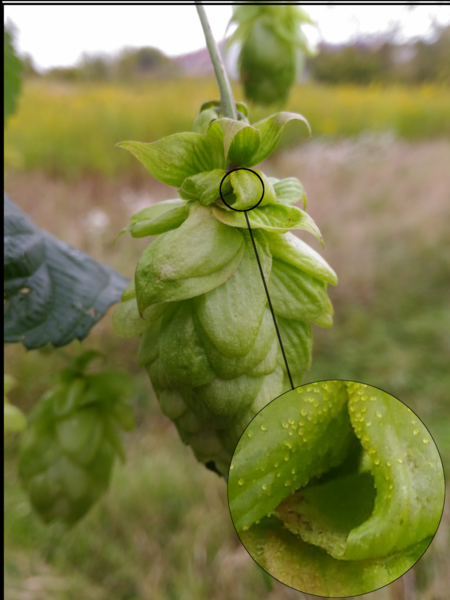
[4,79,450,599]
[4,79,450,179]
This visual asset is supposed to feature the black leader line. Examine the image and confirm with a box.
[244,211,294,390]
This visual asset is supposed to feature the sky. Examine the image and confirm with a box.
[4,4,450,72]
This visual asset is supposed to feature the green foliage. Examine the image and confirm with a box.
[4,193,128,349]
[411,26,450,84]
[43,46,178,83]
[308,25,450,86]
[229,382,445,595]
[115,46,177,79]
[113,104,336,475]
[228,4,314,105]
[18,352,134,525]
[4,25,23,125]
[310,42,389,86]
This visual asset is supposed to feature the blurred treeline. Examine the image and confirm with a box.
[309,25,450,85]
[24,24,450,86]
[25,46,179,82]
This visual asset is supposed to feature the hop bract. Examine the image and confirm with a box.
[228,4,314,105]
[114,103,337,476]
[19,354,134,525]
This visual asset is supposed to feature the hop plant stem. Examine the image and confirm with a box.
[196,3,237,120]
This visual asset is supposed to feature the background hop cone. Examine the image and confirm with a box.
[228,4,314,106]
[114,104,336,476]
[19,352,134,525]
[4,374,26,435]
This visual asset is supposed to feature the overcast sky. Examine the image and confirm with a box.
[4,4,450,72]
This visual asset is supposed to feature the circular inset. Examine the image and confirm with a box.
[227,380,445,597]
[219,167,265,212]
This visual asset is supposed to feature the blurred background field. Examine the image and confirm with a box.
[4,16,450,600]
[4,80,450,180]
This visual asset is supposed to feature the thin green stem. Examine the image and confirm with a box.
[196,3,237,120]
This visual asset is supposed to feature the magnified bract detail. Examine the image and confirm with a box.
[228,381,445,597]
[113,102,337,476]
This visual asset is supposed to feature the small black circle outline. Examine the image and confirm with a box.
[219,167,265,212]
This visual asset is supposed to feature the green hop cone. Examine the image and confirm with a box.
[4,374,26,435]
[228,4,314,105]
[18,352,135,525]
[114,104,336,476]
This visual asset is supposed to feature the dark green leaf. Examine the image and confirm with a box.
[4,194,128,349]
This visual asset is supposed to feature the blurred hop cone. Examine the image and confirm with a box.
[228,4,315,106]
[4,374,26,435]
[18,353,135,525]
[113,102,337,477]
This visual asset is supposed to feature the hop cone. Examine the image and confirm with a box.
[4,374,26,435]
[228,4,314,105]
[114,103,337,476]
[19,353,134,525]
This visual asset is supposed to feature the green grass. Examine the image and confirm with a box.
[4,79,450,180]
